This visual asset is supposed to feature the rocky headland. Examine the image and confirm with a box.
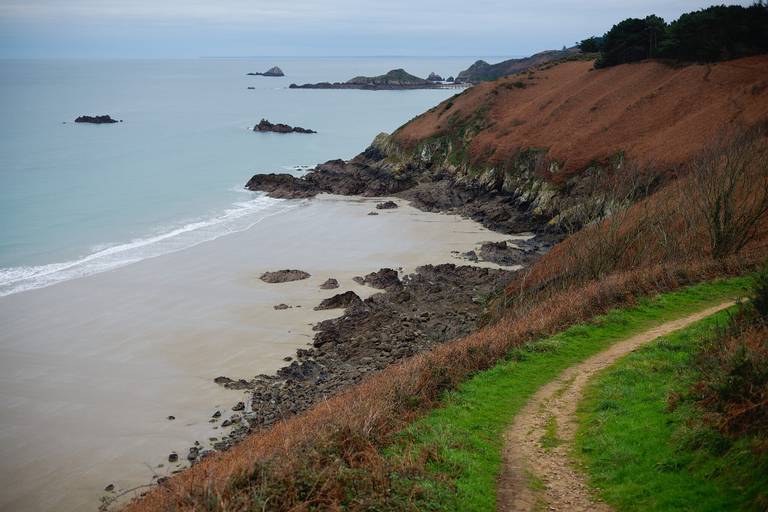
[289,68,455,90]
[247,66,285,77]
[253,119,316,134]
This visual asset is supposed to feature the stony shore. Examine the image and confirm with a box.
[207,263,516,452]
[171,137,565,462]
[147,120,566,467]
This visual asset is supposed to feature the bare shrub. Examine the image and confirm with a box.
[688,128,768,259]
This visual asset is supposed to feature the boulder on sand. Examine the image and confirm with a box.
[260,269,311,283]
[319,278,339,289]
[376,200,399,210]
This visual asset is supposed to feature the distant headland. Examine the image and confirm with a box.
[289,68,464,90]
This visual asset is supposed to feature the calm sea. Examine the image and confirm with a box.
[0,57,480,296]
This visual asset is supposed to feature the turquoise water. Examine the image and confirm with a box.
[0,57,476,296]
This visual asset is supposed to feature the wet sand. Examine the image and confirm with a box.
[0,194,521,511]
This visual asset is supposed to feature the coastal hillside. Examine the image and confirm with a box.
[250,54,768,232]
[393,55,768,178]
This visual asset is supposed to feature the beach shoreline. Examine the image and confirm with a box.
[0,193,525,512]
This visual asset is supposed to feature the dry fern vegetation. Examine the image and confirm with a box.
[125,73,768,511]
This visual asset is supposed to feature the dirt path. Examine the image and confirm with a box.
[497,301,734,512]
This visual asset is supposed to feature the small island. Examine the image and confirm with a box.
[74,115,120,124]
[247,66,285,77]
[289,68,460,90]
[253,119,316,134]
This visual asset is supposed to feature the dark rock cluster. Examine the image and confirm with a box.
[375,200,399,210]
[74,115,119,124]
[253,119,316,134]
[214,263,514,435]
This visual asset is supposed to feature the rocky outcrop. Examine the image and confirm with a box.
[245,141,555,235]
[74,115,119,124]
[478,238,556,266]
[245,173,318,199]
[219,264,514,433]
[245,156,416,200]
[352,268,401,289]
[314,291,363,310]
[253,119,315,134]
[247,66,284,77]
[427,72,444,82]
[289,69,449,90]
[259,270,310,283]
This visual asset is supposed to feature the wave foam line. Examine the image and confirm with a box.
[0,195,295,298]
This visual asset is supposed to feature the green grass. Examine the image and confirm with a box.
[387,277,751,511]
[575,307,768,511]
[539,415,563,450]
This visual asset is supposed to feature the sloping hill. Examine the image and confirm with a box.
[395,55,768,179]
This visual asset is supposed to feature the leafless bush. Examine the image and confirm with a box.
[688,128,768,259]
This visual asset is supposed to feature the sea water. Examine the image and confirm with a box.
[0,57,480,296]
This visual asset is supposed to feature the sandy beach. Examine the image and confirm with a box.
[0,194,521,512]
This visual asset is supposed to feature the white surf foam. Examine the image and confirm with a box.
[0,194,296,298]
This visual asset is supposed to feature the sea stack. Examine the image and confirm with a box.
[247,66,285,77]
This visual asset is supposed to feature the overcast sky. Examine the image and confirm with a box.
[0,0,752,58]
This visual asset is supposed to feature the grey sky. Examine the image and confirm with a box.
[0,0,752,58]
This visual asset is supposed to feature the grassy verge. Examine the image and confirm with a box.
[386,276,751,511]
[574,307,768,511]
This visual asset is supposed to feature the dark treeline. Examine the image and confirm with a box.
[578,3,768,68]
